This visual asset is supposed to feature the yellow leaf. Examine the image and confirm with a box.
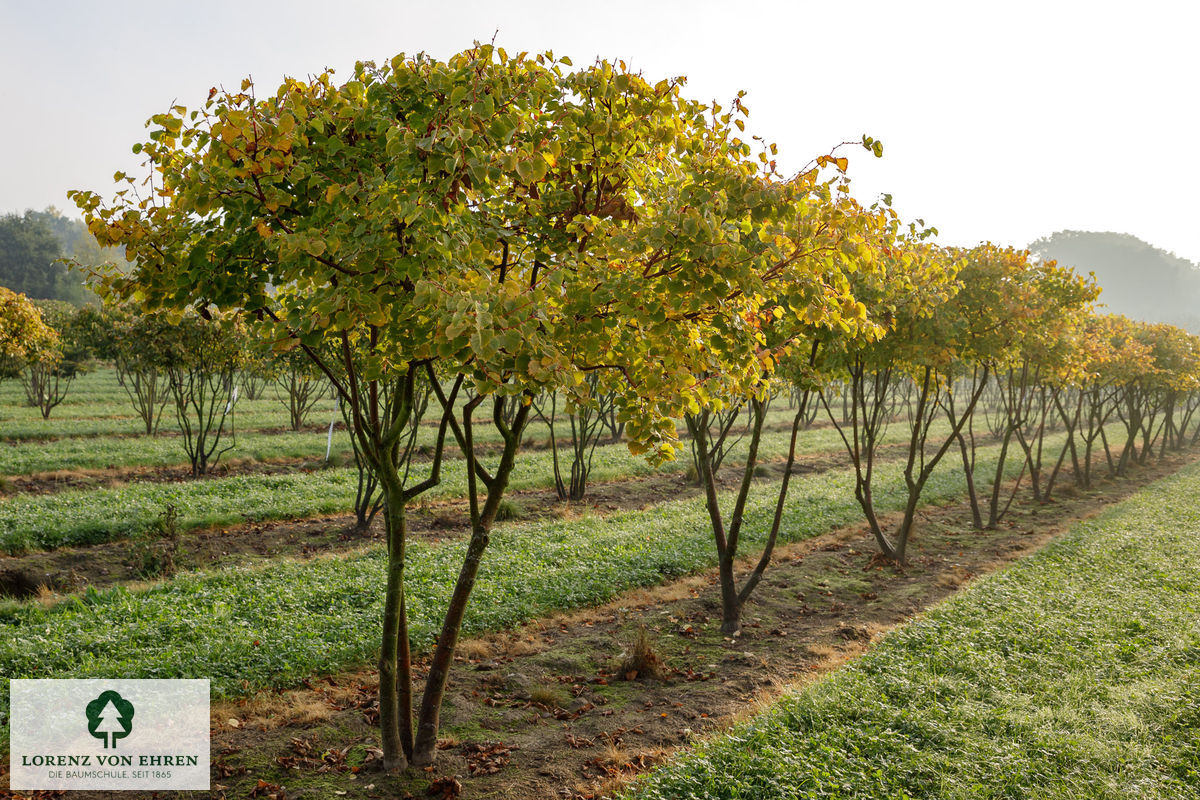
[255,220,273,238]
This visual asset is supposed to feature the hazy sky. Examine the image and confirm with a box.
[2,0,1197,262]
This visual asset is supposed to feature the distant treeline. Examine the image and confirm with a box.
[0,207,121,304]
[1031,230,1200,333]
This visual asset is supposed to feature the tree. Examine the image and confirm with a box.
[20,301,96,418]
[0,212,69,300]
[109,307,175,435]
[271,345,326,432]
[677,149,902,634]
[533,373,620,501]
[162,313,243,476]
[818,238,963,564]
[952,251,1098,526]
[74,47,775,771]
[0,287,57,384]
[0,287,55,364]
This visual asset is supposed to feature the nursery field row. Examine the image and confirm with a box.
[0,427,355,477]
[0,369,822,443]
[0,429,698,552]
[0,407,338,442]
[0,417,986,553]
[0,442,1030,731]
[0,404,830,479]
[626,459,1200,800]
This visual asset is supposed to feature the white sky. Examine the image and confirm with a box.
[2,0,1197,263]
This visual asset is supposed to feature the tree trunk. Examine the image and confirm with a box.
[410,397,529,766]
[377,474,413,771]
[957,431,983,530]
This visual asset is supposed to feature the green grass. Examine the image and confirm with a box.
[0,406,340,441]
[0,408,821,477]
[0,444,1023,731]
[624,461,1200,800]
[0,367,814,445]
[0,419,885,552]
[0,406,342,441]
[0,436,672,552]
[0,412,1054,554]
[0,428,358,476]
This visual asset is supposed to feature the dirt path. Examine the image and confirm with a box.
[4,449,1183,800]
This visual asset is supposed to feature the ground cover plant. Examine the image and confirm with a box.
[0,427,355,476]
[0,414,1035,555]
[0,441,1030,734]
[624,459,1200,800]
[0,388,818,477]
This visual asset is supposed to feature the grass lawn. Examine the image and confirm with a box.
[625,459,1200,799]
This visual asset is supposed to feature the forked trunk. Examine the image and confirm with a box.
[410,393,530,766]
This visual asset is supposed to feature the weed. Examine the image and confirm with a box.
[619,625,665,681]
[456,639,495,661]
[127,504,183,578]
[495,499,525,521]
[529,685,565,708]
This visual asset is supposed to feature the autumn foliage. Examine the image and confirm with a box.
[67,44,1200,774]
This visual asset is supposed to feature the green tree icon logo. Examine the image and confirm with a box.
[85,690,134,748]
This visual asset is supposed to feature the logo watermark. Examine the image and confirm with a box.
[86,689,135,748]
[9,679,209,791]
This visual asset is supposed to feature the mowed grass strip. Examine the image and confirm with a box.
[0,448,1021,732]
[624,461,1200,800]
[0,406,338,442]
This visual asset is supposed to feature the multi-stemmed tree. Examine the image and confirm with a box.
[679,165,904,634]
[954,250,1099,526]
[815,237,962,564]
[107,306,176,435]
[73,46,835,770]
[19,301,98,419]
